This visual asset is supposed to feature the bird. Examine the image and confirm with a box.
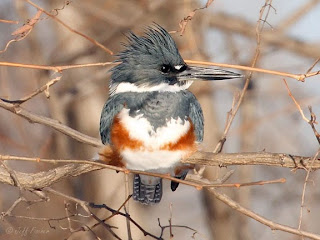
[99,24,241,205]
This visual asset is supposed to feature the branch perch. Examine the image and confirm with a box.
[184,151,319,169]
[0,152,318,189]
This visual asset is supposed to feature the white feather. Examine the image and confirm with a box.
[112,81,193,95]
[117,108,192,172]
[121,149,186,173]
[118,108,190,149]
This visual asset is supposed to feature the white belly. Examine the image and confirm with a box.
[121,149,186,173]
[117,108,190,172]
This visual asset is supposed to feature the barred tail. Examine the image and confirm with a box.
[133,174,162,205]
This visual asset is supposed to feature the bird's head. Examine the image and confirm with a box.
[110,24,241,95]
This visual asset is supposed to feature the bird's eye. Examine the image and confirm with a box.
[179,65,187,72]
[161,64,170,73]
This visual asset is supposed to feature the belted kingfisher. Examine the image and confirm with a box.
[100,24,241,204]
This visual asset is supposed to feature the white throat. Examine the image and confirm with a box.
[111,81,193,95]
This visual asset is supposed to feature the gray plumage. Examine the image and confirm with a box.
[100,91,203,145]
[99,24,241,205]
[110,24,188,94]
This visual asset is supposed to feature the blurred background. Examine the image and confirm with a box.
[0,0,320,239]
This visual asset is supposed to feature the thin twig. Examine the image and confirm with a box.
[169,203,173,239]
[282,79,320,145]
[0,11,42,53]
[0,61,115,72]
[209,188,320,240]
[64,201,75,232]
[24,0,113,55]
[90,202,161,239]
[306,56,320,74]
[89,211,122,240]
[0,31,30,54]
[184,59,319,82]
[172,0,215,35]
[44,187,90,213]
[67,195,134,240]
[308,107,320,145]
[124,174,132,240]
[282,79,310,123]
[298,149,320,231]
[90,195,132,229]
[1,197,26,218]
[0,75,61,104]
[208,13,320,59]
[0,19,19,24]
[0,100,102,147]
[277,0,320,32]
[212,0,274,154]
[44,187,121,239]
[158,217,202,239]
[0,59,318,82]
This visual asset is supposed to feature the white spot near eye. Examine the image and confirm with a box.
[174,65,183,70]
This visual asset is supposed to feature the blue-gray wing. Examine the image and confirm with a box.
[100,94,126,145]
[187,92,204,142]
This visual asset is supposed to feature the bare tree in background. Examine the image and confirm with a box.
[0,0,320,239]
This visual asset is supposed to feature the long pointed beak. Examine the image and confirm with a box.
[177,66,242,81]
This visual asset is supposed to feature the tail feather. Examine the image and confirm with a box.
[171,169,189,191]
[133,174,162,204]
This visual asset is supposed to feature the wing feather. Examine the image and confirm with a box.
[187,92,204,142]
[100,94,126,144]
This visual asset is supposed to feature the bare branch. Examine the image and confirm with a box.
[282,79,310,123]
[298,149,320,230]
[309,107,320,145]
[0,61,115,72]
[184,59,316,82]
[208,13,320,59]
[11,10,42,36]
[209,188,320,240]
[171,0,215,35]
[0,152,318,190]
[89,202,161,240]
[0,161,101,189]
[24,0,113,55]
[0,100,102,148]
[0,19,19,24]
[0,197,26,218]
[1,75,62,104]
[213,0,275,154]
[184,151,320,169]
[0,59,317,81]
[277,0,320,32]
[0,11,41,53]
